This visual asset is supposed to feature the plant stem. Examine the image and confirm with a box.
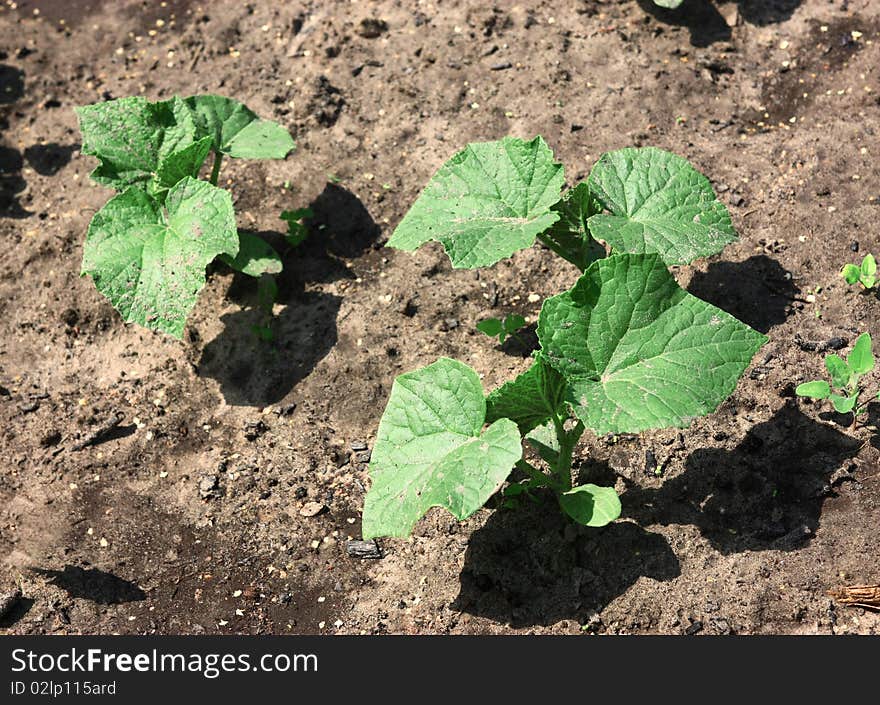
[209,151,223,186]
[549,414,584,491]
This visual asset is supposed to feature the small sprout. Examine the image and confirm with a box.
[476,314,527,345]
[841,254,877,289]
[797,332,876,420]
[280,207,313,248]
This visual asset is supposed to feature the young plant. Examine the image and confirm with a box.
[361,137,767,539]
[76,95,297,338]
[477,314,527,346]
[841,254,877,290]
[796,333,876,418]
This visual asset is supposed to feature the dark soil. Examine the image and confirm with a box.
[1,0,878,635]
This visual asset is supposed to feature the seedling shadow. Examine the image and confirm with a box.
[454,491,680,627]
[638,1,803,47]
[0,64,24,104]
[199,183,380,406]
[498,322,539,358]
[1,64,30,218]
[687,254,797,334]
[623,404,861,553]
[33,565,146,604]
[0,595,34,628]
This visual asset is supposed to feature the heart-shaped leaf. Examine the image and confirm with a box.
[848,332,874,375]
[81,177,238,338]
[220,231,282,277]
[386,136,565,268]
[363,358,522,538]
[538,253,767,434]
[796,380,831,399]
[587,147,736,265]
[559,484,621,527]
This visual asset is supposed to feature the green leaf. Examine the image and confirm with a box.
[362,358,522,538]
[795,380,831,399]
[280,207,312,247]
[81,177,238,338]
[76,96,203,192]
[559,484,621,527]
[220,231,283,277]
[830,393,857,414]
[861,254,877,280]
[654,0,684,8]
[847,333,874,375]
[477,318,504,338]
[486,355,567,434]
[841,263,862,285]
[504,314,527,333]
[386,136,565,268]
[184,95,295,159]
[586,147,736,265]
[825,354,852,389]
[542,183,606,271]
[538,253,767,434]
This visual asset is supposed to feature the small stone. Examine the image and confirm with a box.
[685,620,703,636]
[357,18,387,39]
[299,501,326,517]
[350,440,368,452]
[850,241,859,252]
[198,474,219,499]
[244,420,268,441]
[346,539,382,559]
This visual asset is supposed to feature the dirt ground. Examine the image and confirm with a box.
[0,0,878,635]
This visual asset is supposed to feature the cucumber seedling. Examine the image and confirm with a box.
[841,254,877,290]
[361,136,767,539]
[477,314,527,346]
[797,332,877,419]
[76,94,300,338]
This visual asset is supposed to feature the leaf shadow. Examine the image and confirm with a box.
[198,183,380,407]
[24,142,78,176]
[0,64,24,104]
[637,1,803,47]
[497,322,539,358]
[453,490,681,627]
[622,404,861,553]
[32,565,146,605]
[687,254,797,334]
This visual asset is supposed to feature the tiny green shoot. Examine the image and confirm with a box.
[476,314,527,345]
[841,254,877,290]
[796,332,877,419]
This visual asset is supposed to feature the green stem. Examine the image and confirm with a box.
[549,414,584,491]
[209,151,223,186]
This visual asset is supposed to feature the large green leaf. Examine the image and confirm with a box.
[486,354,567,434]
[538,253,767,434]
[587,147,736,265]
[386,136,565,268]
[559,484,621,527]
[76,96,207,192]
[542,182,606,271]
[81,177,238,338]
[184,95,295,159]
[362,358,522,538]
